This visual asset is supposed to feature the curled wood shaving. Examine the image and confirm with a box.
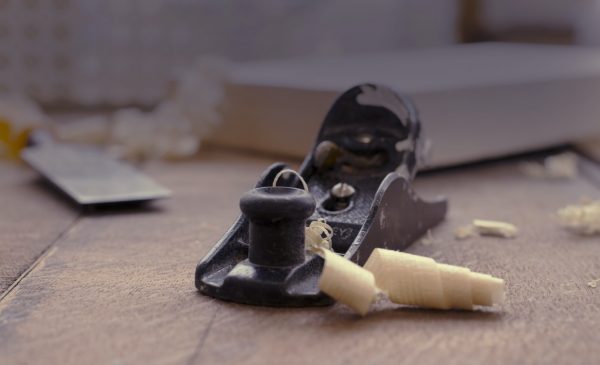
[271,169,335,251]
[317,247,505,315]
[272,169,309,192]
[558,200,600,235]
[305,219,333,251]
[270,168,335,251]
[317,248,378,316]
[587,278,600,288]
[364,249,505,310]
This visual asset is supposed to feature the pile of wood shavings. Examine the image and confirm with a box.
[558,200,600,235]
[519,152,578,180]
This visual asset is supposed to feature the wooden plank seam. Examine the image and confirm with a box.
[0,216,81,304]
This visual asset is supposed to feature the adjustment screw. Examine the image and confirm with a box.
[331,182,356,199]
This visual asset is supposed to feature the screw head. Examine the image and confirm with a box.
[331,182,356,199]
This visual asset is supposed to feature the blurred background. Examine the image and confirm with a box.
[1,0,599,106]
[1,0,600,164]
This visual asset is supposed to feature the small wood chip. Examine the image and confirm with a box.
[473,219,518,238]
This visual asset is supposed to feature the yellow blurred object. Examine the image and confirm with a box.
[0,118,33,159]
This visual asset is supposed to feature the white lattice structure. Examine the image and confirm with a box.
[0,0,458,106]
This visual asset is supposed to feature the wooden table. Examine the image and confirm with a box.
[1,150,599,365]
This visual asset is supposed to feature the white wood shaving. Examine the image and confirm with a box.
[272,169,309,192]
[54,57,229,162]
[364,249,505,310]
[305,219,333,251]
[587,278,600,288]
[317,247,505,315]
[270,169,334,251]
[558,200,600,235]
[313,207,506,315]
[519,152,578,180]
[53,115,111,145]
[317,249,378,316]
[109,104,200,162]
[473,219,518,238]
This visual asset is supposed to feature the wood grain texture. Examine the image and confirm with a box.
[0,161,78,295]
[0,151,599,365]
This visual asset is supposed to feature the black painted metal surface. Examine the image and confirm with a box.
[195,83,448,306]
